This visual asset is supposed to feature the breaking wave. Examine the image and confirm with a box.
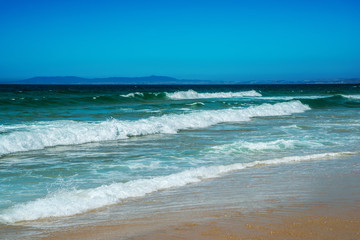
[0,151,356,223]
[341,94,360,100]
[167,89,261,99]
[120,90,262,100]
[0,101,310,156]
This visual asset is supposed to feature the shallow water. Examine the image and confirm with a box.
[0,84,359,235]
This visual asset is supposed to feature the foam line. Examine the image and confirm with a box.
[167,90,261,99]
[0,151,357,223]
[0,101,310,156]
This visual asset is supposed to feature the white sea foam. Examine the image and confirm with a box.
[120,90,261,99]
[208,139,323,154]
[259,95,330,101]
[0,101,310,156]
[167,90,262,99]
[186,102,205,106]
[341,94,360,99]
[0,151,356,224]
[127,161,161,170]
[280,124,301,129]
[120,92,138,98]
[120,92,163,98]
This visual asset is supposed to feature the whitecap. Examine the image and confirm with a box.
[167,90,261,100]
[0,101,310,156]
[341,94,360,100]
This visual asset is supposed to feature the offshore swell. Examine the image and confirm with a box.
[0,84,359,227]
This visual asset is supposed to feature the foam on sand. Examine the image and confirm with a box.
[0,151,357,224]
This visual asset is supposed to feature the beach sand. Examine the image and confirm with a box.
[26,155,360,239]
[42,205,360,240]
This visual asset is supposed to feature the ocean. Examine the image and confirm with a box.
[0,84,359,238]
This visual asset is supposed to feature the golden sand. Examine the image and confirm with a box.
[39,156,360,240]
[42,204,360,240]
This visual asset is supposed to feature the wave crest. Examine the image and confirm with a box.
[167,89,261,100]
[0,101,310,156]
[341,94,360,100]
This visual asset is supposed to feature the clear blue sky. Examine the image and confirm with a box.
[1,0,359,81]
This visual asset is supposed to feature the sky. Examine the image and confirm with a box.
[0,0,360,82]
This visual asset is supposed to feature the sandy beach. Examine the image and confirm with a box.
[1,0,360,237]
[38,154,360,240]
[41,204,360,240]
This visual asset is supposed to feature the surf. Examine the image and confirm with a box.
[0,101,310,156]
[0,151,357,224]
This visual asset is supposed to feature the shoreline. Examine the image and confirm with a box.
[37,154,360,240]
[41,203,360,240]
[133,205,360,240]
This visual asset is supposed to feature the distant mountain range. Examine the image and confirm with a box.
[13,76,185,85]
[9,76,213,85]
[1,76,359,84]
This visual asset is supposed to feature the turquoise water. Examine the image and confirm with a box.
[0,84,359,224]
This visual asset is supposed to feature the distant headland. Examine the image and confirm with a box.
[1,76,359,85]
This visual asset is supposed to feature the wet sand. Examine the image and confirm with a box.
[42,204,360,240]
[38,155,360,240]
[134,206,360,240]
[0,154,355,239]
